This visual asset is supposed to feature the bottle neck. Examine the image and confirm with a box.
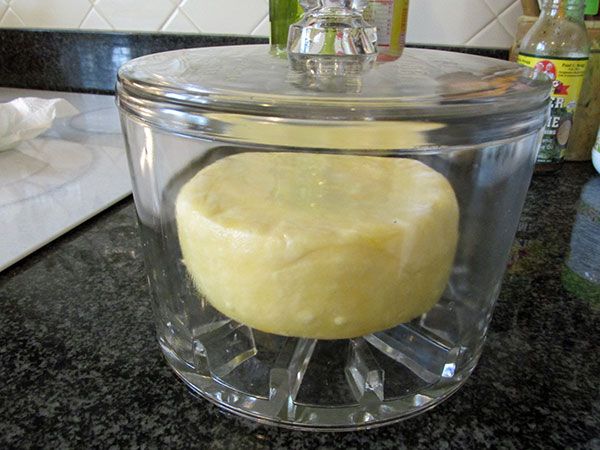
[541,0,585,20]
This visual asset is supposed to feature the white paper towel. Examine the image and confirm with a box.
[0,97,79,152]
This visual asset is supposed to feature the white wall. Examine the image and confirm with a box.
[0,0,523,48]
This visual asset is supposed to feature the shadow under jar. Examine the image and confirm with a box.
[116,43,550,430]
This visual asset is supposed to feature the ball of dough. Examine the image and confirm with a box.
[176,152,459,339]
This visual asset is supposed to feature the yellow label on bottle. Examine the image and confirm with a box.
[517,53,588,164]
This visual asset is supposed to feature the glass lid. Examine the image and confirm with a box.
[116,0,550,149]
[118,45,549,121]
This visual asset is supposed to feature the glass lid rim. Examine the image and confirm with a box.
[116,45,551,119]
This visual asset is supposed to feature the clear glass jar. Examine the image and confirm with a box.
[117,44,549,430]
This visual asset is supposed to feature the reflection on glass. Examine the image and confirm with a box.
[111,46,132,69]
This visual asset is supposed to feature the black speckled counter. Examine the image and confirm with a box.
[0,30,268,94]
[0,29,509,95]
[1,162,598,449]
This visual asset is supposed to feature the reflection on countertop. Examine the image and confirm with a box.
[0,163,598,448]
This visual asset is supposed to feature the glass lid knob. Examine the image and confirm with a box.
[287,0,378,57]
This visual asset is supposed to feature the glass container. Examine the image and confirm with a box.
[116,6,550,428]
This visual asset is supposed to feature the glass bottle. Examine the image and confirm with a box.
[518,0,590,172]
[363,0,410,61]
[269,0,304,55]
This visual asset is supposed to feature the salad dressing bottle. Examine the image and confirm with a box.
[518,0,590,172]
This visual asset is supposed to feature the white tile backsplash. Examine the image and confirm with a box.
[484,0,517,15]
[180,0,268,35]
[0,0,523,48]
[0,8,26,27]
[162,8,198,33]
[252,14,271,37]
[80,8,112,30]
[10,0,91,28]
[94,0,175,32]
[0,0,7,19]
[498,0,524,38]
[466,16,513,47]
[406,0,496,46]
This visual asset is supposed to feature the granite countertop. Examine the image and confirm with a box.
[0,30,509,94]
[0,162,598,449]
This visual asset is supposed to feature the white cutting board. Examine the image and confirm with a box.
[0,88,132,272]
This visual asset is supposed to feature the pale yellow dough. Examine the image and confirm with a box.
[176,152,459,339]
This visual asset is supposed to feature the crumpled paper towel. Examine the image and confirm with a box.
[0,97,79,152]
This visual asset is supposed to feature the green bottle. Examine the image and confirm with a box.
[269,0,304,55]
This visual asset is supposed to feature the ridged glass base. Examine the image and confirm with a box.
[159,326,477,431]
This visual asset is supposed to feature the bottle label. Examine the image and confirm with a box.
[517,53,588,165]
[364,0,408,59]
